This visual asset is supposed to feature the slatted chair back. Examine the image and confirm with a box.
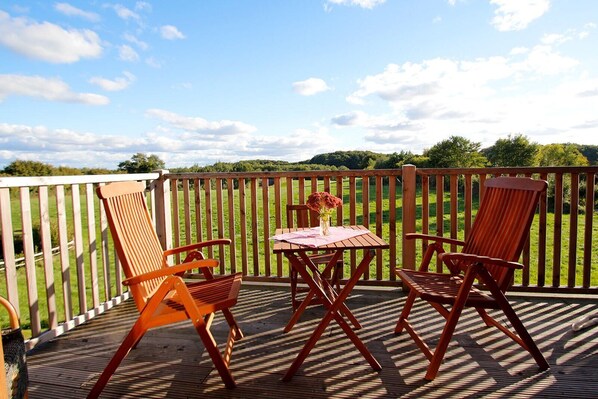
[97,182,165,312]
[286,204,319,228]
[460,177,546,291]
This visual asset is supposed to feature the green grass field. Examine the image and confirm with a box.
[1,178,596,337]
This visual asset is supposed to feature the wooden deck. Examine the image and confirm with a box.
[26,283,598,398]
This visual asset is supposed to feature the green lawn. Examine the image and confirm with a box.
[1,178,596,337]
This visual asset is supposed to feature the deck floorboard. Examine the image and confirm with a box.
[26,284,598,398]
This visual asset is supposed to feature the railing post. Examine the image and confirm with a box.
[153,170,172,251]
[402,165,417,272]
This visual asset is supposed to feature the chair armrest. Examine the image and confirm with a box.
[406,233,466,247]
[439,253,524,270]
[123,259,219,286]
[0,296,20,329]
[163,239,232,257]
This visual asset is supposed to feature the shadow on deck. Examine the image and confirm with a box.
[26,283,598,398]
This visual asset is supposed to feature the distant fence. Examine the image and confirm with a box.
[0,240,73,270]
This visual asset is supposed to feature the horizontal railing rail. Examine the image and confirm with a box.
[0,166,596,349]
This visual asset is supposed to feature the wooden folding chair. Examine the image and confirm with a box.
[88,181,243,398]
[286,204,343,311]
[394,176,550,380]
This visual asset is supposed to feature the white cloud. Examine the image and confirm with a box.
[326,0,386,9]
[135,1,152,12]
[145,57,162,68]
[0,10,102,63]
[490,0,550,31]
[0,117,325,168]
[240,127,335,160]
[145,109,257,136]
[123,33,149,50]
[0,120,323,168]
[112,4,140,21]
[331,111,369,126]
[518,45,578,75]
[541,33,569,45]
[292,78,331,96]
[160,25,185,40]
[118,44,139,62]
[510,46,529,55]
[0,123,153,168]
[341,36,589,153]
[89,72,136,91]
[0,74,109,105]
[54,3,100,22]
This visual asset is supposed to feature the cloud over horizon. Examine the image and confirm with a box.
[0,74,109,105]
[0,10,103,63]
[293,78,331,96]
[490,0,551,31]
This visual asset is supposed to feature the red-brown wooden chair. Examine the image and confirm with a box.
[88,181,243,398]
[394,176,550,380]
[286,204,343,311]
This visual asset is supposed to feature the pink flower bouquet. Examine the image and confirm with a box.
[306,191,343,217]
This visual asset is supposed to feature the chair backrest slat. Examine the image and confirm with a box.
[462,177,547,290]
[97,182,166,311]
[286,204,319,228]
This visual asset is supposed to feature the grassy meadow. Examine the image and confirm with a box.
[1,176,597,337]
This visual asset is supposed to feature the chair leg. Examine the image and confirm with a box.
[476,308,495,327]
[478,268,549,371]
[425,303,464,380]
[290,269,298,311]
[87,320,148,398]
[425,267,478,381]
[221,308,244,339]
[493,293,550,370]
[395,290,417,334]
[191,316,236,388]
[175,279,237,388]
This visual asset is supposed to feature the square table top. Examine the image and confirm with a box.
[272,225,389,254]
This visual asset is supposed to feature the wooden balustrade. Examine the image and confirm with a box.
[0,166,596,347]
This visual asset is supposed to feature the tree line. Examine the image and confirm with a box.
[1,135,596,177]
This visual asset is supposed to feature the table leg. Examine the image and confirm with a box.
[284,251,361,333]
[319,252,362,330]
[282,249,381,382]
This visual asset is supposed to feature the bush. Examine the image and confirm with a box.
[0,223,60,260]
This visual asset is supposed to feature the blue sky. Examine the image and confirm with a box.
[1,0,597,169]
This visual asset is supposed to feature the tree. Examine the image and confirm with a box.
[535,144,589,166]
[374,151,421,169]
[118,153,165,173]
[54,166,83,176]
[577,144,598,165]
[483,134,539,167]
[424,136,487,168]
[308,151,385,169]
[3,160,53,176]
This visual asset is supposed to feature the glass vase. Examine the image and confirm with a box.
[319,214,331,236]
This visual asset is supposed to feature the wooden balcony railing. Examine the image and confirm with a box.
[0,166,596,348]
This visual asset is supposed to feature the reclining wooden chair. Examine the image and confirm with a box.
[88,181,243,398]
[394,176,550,380]
[286,204,343,311]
